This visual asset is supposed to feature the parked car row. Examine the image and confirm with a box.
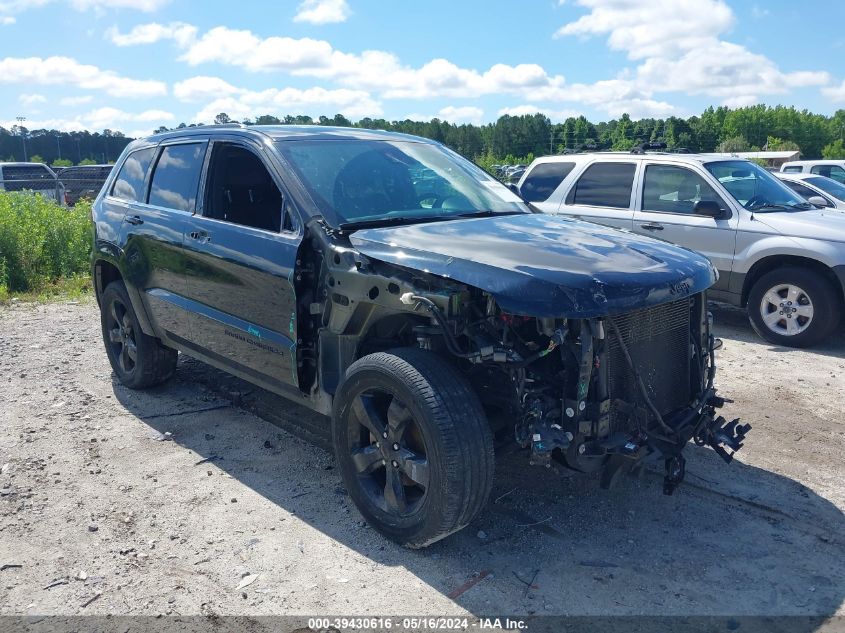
[492,163,526,182]
[514,152,845,348]
[775,172,845,210]
[781,159,845,184]
[0,161,112,206]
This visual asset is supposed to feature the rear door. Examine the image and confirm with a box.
[632,162,738,289]
[556,160,637,230]
[181,139,302,391]
[518,161,576,212]
[116,141,206,344]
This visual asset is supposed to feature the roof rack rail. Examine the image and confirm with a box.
[563,142,598,154]
[198,123,248,129]
[631,141,667,154]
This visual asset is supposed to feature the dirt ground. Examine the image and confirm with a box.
[1,299,843,623]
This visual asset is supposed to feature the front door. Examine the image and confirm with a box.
[632,162,738,290]
[182,141,302,391]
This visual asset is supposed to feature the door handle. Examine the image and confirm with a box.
[125,215,143,226]
[640,222,664,231]
[189,230,211,243]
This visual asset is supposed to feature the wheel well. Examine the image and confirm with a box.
[94,260,122,303]
[741,255,843,307]
[357,313,425,359]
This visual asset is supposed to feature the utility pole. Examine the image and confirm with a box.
[16,116,28,161]
[55,134,62,161]
[550,129,554,155]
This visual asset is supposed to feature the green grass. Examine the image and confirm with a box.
[0,192,93,303]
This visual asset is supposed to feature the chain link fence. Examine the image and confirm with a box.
[0,163,112,206]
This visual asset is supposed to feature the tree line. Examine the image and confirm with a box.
[2,104,844,168]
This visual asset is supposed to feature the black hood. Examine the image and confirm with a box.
[350,213,716,317]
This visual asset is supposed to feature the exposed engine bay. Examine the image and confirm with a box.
[300,221,751,495]
[400,288,750,494]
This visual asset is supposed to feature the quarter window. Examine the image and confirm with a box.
[782,166,803,173]
[148,144,206,212]
[111,148,155,203]
[783,181,821,200]
[520,162,575,203]
[642,164,728,214]
[567,162,636,209]
[810,165,845,184]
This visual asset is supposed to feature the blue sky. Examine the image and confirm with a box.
[1,0,844,136]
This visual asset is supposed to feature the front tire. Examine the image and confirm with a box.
[100,281,177,388]
[747,267,841,347]
[332,349,494,548]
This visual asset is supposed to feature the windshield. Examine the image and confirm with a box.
[275,139,529,227]
[806,176,845,201]
[705,160,810,211]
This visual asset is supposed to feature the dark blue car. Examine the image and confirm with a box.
[90,125,750,547]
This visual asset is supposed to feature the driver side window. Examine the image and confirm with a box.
[642,164,727,215]
[203,143,293,232]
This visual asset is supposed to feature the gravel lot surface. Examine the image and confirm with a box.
[1,299,843,623]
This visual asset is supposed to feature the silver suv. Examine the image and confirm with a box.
[516,152,845,347]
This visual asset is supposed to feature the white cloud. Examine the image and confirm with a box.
[0,107,174,133]
[497,104,582,121]
[0,55,166,98]
[60,95,94,106]
[822,80,845,103]
[293,0,350,24]
[438,106,484,124]
[636,40,829,98]
[555,0,830,104]
[193,86,382,123]
[0,0,167,20]
[18,92,46,105]
[70,0,169,10]
[82,106,174,130]
[107,21,196,47]
[173,76,241,102]
[404,106,485,124]
[1,15,15,23]
[555,0,735,60]
[177,27,567,101]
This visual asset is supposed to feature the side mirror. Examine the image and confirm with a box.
[807,195,831,208]
[694,200,728,218]
[506,182,523,199]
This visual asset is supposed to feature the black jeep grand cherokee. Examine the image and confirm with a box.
[91,125,750,547]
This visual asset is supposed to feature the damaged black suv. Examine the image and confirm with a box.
[91,125,750,547]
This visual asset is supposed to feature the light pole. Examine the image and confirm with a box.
[55,134,62,161]
[15,116,28,161]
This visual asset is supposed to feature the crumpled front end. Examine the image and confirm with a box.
[405,286,750,495]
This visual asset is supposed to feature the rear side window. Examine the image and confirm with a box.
[810,164,845,184]
[521,162,575,202]
[567,162,636,209]
[782,166,803,173]
[148,144,206,212]
[112,148,155,202]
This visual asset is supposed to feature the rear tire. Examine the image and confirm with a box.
[747,267,840,347]
[332,348,494,548]
[100,281,177,388]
